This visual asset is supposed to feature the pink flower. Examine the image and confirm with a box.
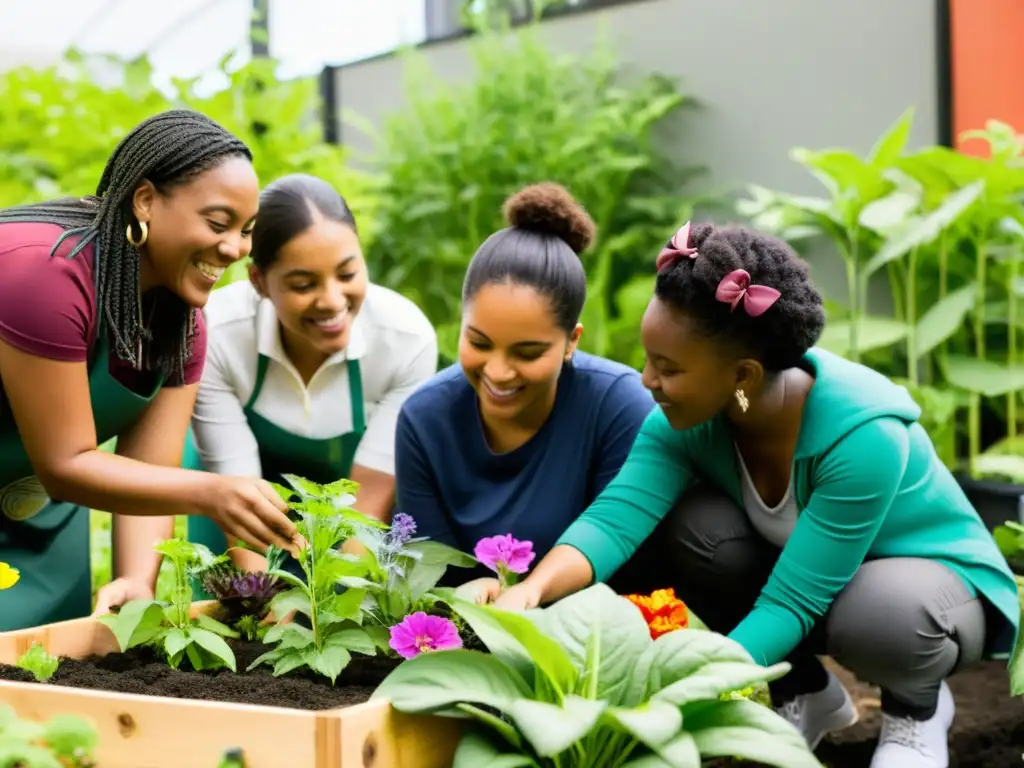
[389,612,463,660]
[474,534,536,577]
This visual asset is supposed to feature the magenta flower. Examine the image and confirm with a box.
[389,612,463,659]
[474,534,535,587]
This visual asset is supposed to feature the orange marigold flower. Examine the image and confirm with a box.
[625,587,688,639]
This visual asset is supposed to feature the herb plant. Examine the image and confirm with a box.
[375,583,822,767]
[355,512,478,630]
[97,539,239,672]
[0,704,97,768]
[248,474,389,683]
[14,642,60,682]
[196,549,288,641]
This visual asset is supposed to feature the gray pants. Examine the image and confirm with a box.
[655,485,989,720]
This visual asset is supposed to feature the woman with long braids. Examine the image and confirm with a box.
[494,221,1019,768]
[0,109,299,630]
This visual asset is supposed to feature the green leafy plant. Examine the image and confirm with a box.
[354,511,477,633]
[97,539,239,672]
[14,643,60,683]
[736,111,1024,481]
[248,475,389,683]
[374,584,822,767]
[0,705,97,768]
[354,13,707,369]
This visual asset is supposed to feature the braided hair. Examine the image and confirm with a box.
[654,222,826,371]
[0,109,252,382]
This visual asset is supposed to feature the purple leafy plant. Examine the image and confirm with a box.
[201,562,285,625]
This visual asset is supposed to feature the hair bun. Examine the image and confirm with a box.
[502,182,596,255]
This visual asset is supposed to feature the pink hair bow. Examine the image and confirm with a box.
[655,221,698,271]
[715,269,781,317]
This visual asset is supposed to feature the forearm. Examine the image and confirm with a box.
[112,514,175,587]
[47,450,211,518]
[523,545,595,605]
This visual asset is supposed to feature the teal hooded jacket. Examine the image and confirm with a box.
[556,347,1020,666]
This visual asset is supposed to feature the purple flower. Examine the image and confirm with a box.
[474,534,535,576]
[386,513,417,547]
[389,612,463,659]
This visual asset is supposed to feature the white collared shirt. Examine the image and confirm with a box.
[191,280,438,477]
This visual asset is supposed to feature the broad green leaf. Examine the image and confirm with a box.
[685,699,823,768]
[1009,626,1024,697]
[602,700,683,749]
[450,599,577,696]
[818,317,908,357]
[942,356,1024,396]
[97,599,166,651]
[858,191,919,233]
[628,628,764,704]
[163,628,190,660]
[451,731,539,768]
[271,587,313,618]
[527,583,650,703]
[654,661,790,707]
[973,454,1024,484]
[194,613,239,638]
[373,650,532,714]
[653,730,702,767]
[189,627,237,672]
[272,649,310,677]
[263,623,314,650]
[310,645,352,683]
[268,481,296,502]
[912,283,977,359]
[622,755,675,768]
[404,541,477,599]
[506,695,607,757]
[454,703,524,751]
[325,626,378,656]
[41,713,98,757]
[868,107,914,167]
[282,473,324,497]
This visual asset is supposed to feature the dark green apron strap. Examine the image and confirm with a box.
[245,355,271,410]
[346,359,365,432]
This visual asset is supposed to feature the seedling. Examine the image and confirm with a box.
[0,704,97,768]
[98,539,239,672]
[14,642,60,682]
[248,474,388,683]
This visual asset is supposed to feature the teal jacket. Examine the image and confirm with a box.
[557,347,1020,666]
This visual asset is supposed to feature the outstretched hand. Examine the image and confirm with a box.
[93,577,153,616]
[492,581,542,612]
[454,577,503,605]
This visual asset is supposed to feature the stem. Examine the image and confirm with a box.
[938,234,949,363]
[845,230,860,362]
[907,246,918,383]
[1009,258,1019,443]
[968,236,987,477]
[975,239,988,361]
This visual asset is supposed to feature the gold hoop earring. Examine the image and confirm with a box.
[126,221,148,247]
[734,388,749,413]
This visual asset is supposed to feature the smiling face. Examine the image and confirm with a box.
[639,296,752,430]
[252,214,368,362]
[132,155,260,307]
[459,282,582,424]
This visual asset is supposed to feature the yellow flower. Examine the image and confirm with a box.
[0,562,20,590]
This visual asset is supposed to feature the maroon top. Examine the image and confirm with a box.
[0,222,206,392]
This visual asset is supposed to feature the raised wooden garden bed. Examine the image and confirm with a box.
[0,603,461,768]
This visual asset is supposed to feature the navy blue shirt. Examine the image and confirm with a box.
[394,351,655,584]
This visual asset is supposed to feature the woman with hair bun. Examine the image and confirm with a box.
[394,182,659,590]
[495,220,1020,768]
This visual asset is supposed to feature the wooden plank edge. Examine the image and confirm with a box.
[336,698,461,768]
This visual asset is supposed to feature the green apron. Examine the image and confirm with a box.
[186,353,366,588]
[0,331,162,631]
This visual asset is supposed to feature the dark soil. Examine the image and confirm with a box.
[0,639,402,711]
[706,660,1022,768]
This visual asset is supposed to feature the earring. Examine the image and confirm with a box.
[126,221,148,247]
[734,388,749,413]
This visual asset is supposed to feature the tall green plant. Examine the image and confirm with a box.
[353,18,704,368]
[375,585,821,767]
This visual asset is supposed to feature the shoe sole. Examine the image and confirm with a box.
[809,696,860,750]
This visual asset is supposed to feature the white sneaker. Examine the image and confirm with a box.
[869,680,954,768]
[775,669,859,749]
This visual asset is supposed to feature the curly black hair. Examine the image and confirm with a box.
[654,222,825,371]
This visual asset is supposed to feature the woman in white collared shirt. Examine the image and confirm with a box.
[184,173,437,572]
